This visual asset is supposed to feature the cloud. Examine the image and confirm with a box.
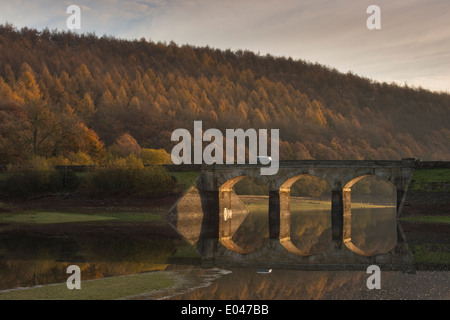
[0,0,449,92]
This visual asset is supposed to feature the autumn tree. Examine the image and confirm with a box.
[76,93,96,123]
[23,100,59,156]
[141,148,172,165]
[109,133,141,158]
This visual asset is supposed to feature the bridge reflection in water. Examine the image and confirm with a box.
[232,200,397,257]
[167,159,416,271]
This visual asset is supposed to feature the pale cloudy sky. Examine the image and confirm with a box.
[1,0,449,92]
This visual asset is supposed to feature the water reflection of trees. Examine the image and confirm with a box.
[290,210,331,255]
[172,268,370,300]
[232,209,269,252]
[0,226,184,290]
[228,203,396,255]
[349,176,397,255]
[350,207,397,254]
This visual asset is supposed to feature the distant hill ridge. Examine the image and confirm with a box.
[0,24,449,164]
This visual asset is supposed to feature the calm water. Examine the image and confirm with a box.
[233,205,397,255]
[140,267,450,300]
[0,221,184,291]
[1,204,447,300]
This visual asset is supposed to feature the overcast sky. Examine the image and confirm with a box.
[1,0,449,93]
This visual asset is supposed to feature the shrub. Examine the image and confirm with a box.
[54,169,81,191]
[48,155,71,166]
[48,152,95,166]
[0,168,80,197]
[28,156,53,171]
[68,151,94,165]
[107,154,144,169]
[80,166,176,197]
[141,148,172,165]
[0,157,55,197]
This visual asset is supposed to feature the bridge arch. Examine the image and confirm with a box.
[218,175,269,254]
[277,174,332,256]
[271,168,338,191]
[343,175,397,256]
[220,175,248,191]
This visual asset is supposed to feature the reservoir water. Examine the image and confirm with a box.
[0,199,448,300]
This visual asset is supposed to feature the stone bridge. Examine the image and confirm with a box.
[167,159,417,271]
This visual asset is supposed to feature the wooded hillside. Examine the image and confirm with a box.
[0,24,449,165]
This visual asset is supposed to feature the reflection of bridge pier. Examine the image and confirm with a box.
[167,159,417,271]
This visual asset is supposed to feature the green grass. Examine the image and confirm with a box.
[411,244,450,265]
[170,171,200,191]
[0,211,117,224]
[409,169,450,191]
[102,211,162,222]
[0,272,175,300]
[400,215,450,224]
[170,241,201,259]
[0,210,162,224]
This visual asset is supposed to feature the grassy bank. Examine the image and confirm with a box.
[0,210,162,224]
[0,271,175,300]
[409,169,450,192]
[400,214,449,268]
[411,244,450,265]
